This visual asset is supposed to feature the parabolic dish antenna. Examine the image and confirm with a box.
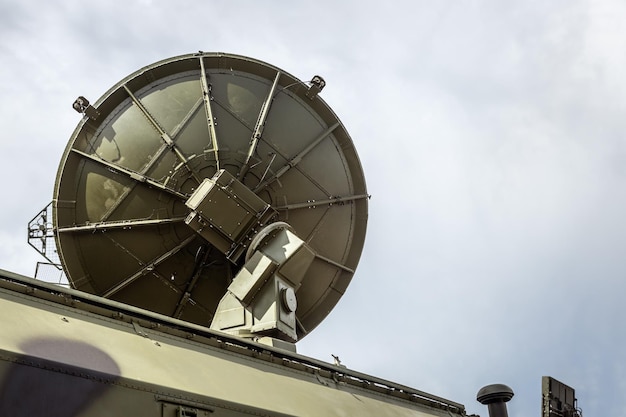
[53,52,368,340]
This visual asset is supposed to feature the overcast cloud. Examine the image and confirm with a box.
[1,1,625,416]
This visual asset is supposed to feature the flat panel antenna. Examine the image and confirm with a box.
[542,376,582,417]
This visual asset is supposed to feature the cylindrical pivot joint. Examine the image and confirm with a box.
[476,384,514,417]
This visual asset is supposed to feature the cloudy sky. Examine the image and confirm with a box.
[1,0,625,416]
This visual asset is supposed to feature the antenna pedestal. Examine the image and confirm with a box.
[211,223,315,342]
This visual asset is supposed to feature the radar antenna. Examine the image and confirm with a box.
[44,53,368,345]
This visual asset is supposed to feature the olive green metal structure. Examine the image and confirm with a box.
[3,52,472,416]
[0,268,467,416]
[53,53,368,341]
